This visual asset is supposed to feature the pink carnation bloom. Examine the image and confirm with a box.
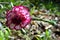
[6,6,31,30]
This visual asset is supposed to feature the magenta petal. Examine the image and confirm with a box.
[6,5,31,30]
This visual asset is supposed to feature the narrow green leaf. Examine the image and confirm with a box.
[0,30,5,40]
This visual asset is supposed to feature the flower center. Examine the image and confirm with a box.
[12,16,22,25]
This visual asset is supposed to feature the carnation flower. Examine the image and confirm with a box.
[6,5,31,30]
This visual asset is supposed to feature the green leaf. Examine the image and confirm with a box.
[4,30,9,40]
[10,0,16,3]
[45,30,51,40]
[30,6,36,15]
[21,28,26,34]
[10,2,14,7]
[0,30,5,40]
[5,27,11,34]
[45,30,50,37]
[0,4,3,9]
[4,30,9,37]
[32,17,57,26]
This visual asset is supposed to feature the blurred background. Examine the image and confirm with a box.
[0,0,60,40]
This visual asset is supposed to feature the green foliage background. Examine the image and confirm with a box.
[0,0,60,40]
